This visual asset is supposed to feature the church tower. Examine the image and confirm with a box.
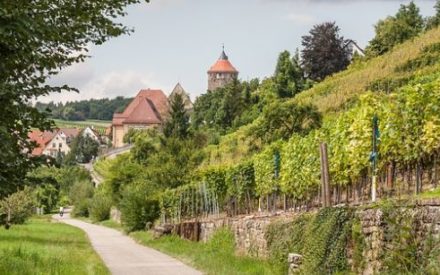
[207,47,238,91]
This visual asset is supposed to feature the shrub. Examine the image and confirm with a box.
[119,183,160,232]
[72,198,91,217]
[0,187,35,228]
[69,180,94,217]
[89,190,112,222]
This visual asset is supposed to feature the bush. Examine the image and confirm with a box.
[119,183,160,232]
[72,198,91,217]
[0,187,35,228]
[89,190,112,222]
[69,180,94,217]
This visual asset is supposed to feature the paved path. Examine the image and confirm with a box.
[53,211,202,275]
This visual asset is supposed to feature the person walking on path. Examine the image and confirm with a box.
[59,206,64,217]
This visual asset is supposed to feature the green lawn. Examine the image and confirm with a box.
[0,216,109,275]
[130,228,283,275]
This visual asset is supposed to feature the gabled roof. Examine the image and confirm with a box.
[28,130,57,156]
[169,83,193,110]
[58,128,79,138]
[112,89,169,126]
[208,50,238,73]
[345,40,365,56]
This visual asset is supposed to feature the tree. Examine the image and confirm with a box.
[192,80,245,131]
[0,0,148,197]
[273,50,305,98]
[164,93,190,139]
[65,135,99,164]
[366,1,424,57]
[301,22,351,81]
[0,188,35,229]
[250,101,322,143]
[426,0,440,30]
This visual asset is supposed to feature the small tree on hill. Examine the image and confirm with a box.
[164,93,190,139]
[301,22,351,81]
[274,50,305,98]
[366,1,424,57]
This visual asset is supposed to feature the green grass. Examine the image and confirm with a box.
[130,228,283,275]
[52,119,111,134]
[417,187,440,199]
[0,216,109,275]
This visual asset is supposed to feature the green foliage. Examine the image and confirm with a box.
[164,93,190,139]
[366,1,424,57]
[266,208,353,274]
[36,97,132,121]
[351,217,366,273]
[280,132,320,200]
[225,162,255,201]
[65,134,99,164]
[89,188,112,222]
[70,181,94,217]
[426,0,440,30]
[266,214,311,268]
[254,142,281,196]
[294,27,440,115]
[380,202,440,274]
[0,0,147,198]
[34,183,59,214]
[274,50,305,98]
[104,154,146,203]
[250,101,321,144]
[301,22,351,81]
[0,188,35,228]
[192,79,261,131]
[119,182,160,232]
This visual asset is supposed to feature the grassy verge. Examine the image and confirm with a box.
[130,228,283,275]
[0,216,109,275]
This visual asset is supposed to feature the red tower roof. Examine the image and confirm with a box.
[208,50,238,73]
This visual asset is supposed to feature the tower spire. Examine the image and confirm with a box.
[219,44,228,60]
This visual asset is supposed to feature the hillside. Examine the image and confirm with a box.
[202,27,440,167]
[294,27,440,114]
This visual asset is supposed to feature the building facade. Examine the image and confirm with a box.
[111,89,169,148]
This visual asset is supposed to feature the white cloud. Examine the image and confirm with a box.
[39,68,164,103]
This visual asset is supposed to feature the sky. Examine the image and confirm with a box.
[41,0,437,103]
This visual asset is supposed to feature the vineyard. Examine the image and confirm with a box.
[156,42,440,223]
[91,28,440,226]
[53,119,111,135]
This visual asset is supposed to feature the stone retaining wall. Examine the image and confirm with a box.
[192,199,440,274]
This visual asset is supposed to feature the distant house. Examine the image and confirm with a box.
[28,128,79,157]
[82,126,101,143]
[345,40,365,59]
[28,130,57,156]
[169,83,193,113]
[111,89,169,148]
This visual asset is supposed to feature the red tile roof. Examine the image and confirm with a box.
[112,89,169,126]
[28,130,57,156]
[208,59,238,73]
[58,128,79,138]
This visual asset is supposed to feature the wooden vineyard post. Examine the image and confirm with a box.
[320,142,331,207]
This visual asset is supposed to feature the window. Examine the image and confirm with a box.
[59,143,62,148]
[52,143,56,148]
